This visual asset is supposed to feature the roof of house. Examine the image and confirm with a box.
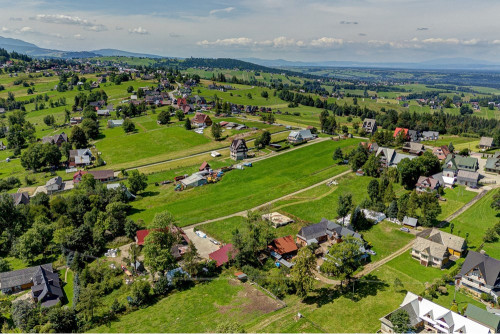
[269,236,298,255]
[393,127,408,138]
[403,216,418,227]
[0,263,53,290]
[231,138,248,151]
[479,137,494,147]
[288,129,314,140]
[485,157,500,171]
[457,170,480,181]
[416,176,440,189]
[42,132,68,144]
[180,173,206,186]
[45,176,63,188]
[31,266,63,307]
[10,192,30,206]
[419,228,466,252]
[458,251,500,286]
[464,304,500,331]
[422,131,439,137]
[191,112,211,124]
[108,119,124,125]
[199,161,210,171]
[297,221,328,242]
[380,292,490,334]
[404,142,424,153]
[90,170,114,180]
[209,244,237,267]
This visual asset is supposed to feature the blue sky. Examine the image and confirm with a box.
[1,0,500,62]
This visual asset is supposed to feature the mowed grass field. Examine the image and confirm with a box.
[437,186,477,220]
[445,188,500,258]
[129,138,362,225]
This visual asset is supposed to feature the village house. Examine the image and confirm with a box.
[362,118,377,134]
[287,129,315,144]
[68,149,94,167]
[70,117,83,125]
[455,250,500,302]
[379,292,490,334]
[73,170,115,183]
[230,138,248,161]
[108,119,124,128]
[411,229,466,268]
[443,154,478,177]
[199,161,210,173]
[479,137,495,150]
[393,127,409,140]
[45,176,63,194]
[190,112,212,128]
[402,142,425,155]
[485,152,500,174]
[209,244,237,267]
[431,172,455,188]
[97,109,111,117]
[464,304,500,333]
[268,235,298,258]
[457,170,480,188]
[415,175,440,193]
[376,147,416,167]
[408,130,419,142]
[106,183,135,200]
[10,192,30,206]
[296,218,363,247]
[432,145,451,161]
[421,130,439,141]
[42,132,68,146]
[0,264,64,308]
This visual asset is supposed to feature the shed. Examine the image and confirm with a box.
[403,216,418,228]
[180,174,207,188]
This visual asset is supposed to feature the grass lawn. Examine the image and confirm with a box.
[437,186,477,220]
[422,135,480,151]
[58,268,74,307]
[90,277,285,333]
[199,216,247,244]
[445,188,500,258]
[362,222,415,262]
[129,138,361,225]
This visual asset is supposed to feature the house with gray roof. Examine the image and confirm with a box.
[287,129,315,144]
[412,229,466,268]
[362,118,377,134]
[456,251,500,302]
[416,176,440,193]
[42,132,68,147]
[421,131,439,141]
[45,176,63,194]
[376,147,416,167]
[107,119,124,128]
[403,216,418,228]
[230,139,248,160]
[10,192,30,206]
[402,142,425,155]
[479,137,495,150]
[485,152,500,174]
[296,218,362,247]
[457,170,480,188]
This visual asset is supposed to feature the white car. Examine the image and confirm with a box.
[195,231,207,238]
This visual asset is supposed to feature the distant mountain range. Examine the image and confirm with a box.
[0,36,163,59]
[240,57,500,71]
[2,35,500,71]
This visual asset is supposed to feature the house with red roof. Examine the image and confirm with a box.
[199,161,211,172]
[177,98,188,107]
[393,127,409,139]
[268,236,298,257]
[135,227,190,260]
[209,244,237,267]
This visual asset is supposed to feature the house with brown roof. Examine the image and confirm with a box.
[403,142,425,155]
[416,176,440,194]
[230,139,248,160]
[190,112,212,128]
[268,236,298,258]
[10,192,30,206]
[73,170,115,183]
[432,145,450,161]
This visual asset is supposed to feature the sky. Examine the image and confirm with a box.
[1,0,500,63]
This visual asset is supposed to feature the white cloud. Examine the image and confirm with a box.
[209,7,235,15]
[1,27,12,33]
[421,38,460,44]
[73,34,85,40]
[271,36,297,48]
[32,14,107,32]
[310,37,344,48]
[19,26,33,33]
[197,37,253,46]
[128,27,149,35]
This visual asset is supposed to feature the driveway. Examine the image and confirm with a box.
[471,152,500,187]
[184,227,220,259]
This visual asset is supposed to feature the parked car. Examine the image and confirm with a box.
[195,230,207,238]
[209,238,220,245]
[400,227,410,233]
